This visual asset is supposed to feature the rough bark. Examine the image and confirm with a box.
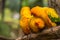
[48,0,60,15]
[16,26,60,40]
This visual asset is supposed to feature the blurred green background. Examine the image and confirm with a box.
[0,0,48,39]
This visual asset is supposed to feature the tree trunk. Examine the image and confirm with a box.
[0,0,2,13]
[48,0,60,15]
[1,0,5,22]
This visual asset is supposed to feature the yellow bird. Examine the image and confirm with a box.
[20,7,32,34]
[31,6,56,27]
[29,17,45,33]
[43,7,59,18]
[20,6,45,34]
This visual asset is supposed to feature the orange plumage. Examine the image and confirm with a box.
[31,6,55,27]
[29,17,45,32]
[20,7,32,34]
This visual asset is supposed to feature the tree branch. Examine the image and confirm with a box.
[16,26,60,40]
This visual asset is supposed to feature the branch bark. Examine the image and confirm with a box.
[16,26,60,40]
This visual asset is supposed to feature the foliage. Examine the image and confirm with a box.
[5,0,21,12]
[0,22,11,37]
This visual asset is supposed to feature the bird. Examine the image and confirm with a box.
[31,6,56,27]
[20,7,32,35]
